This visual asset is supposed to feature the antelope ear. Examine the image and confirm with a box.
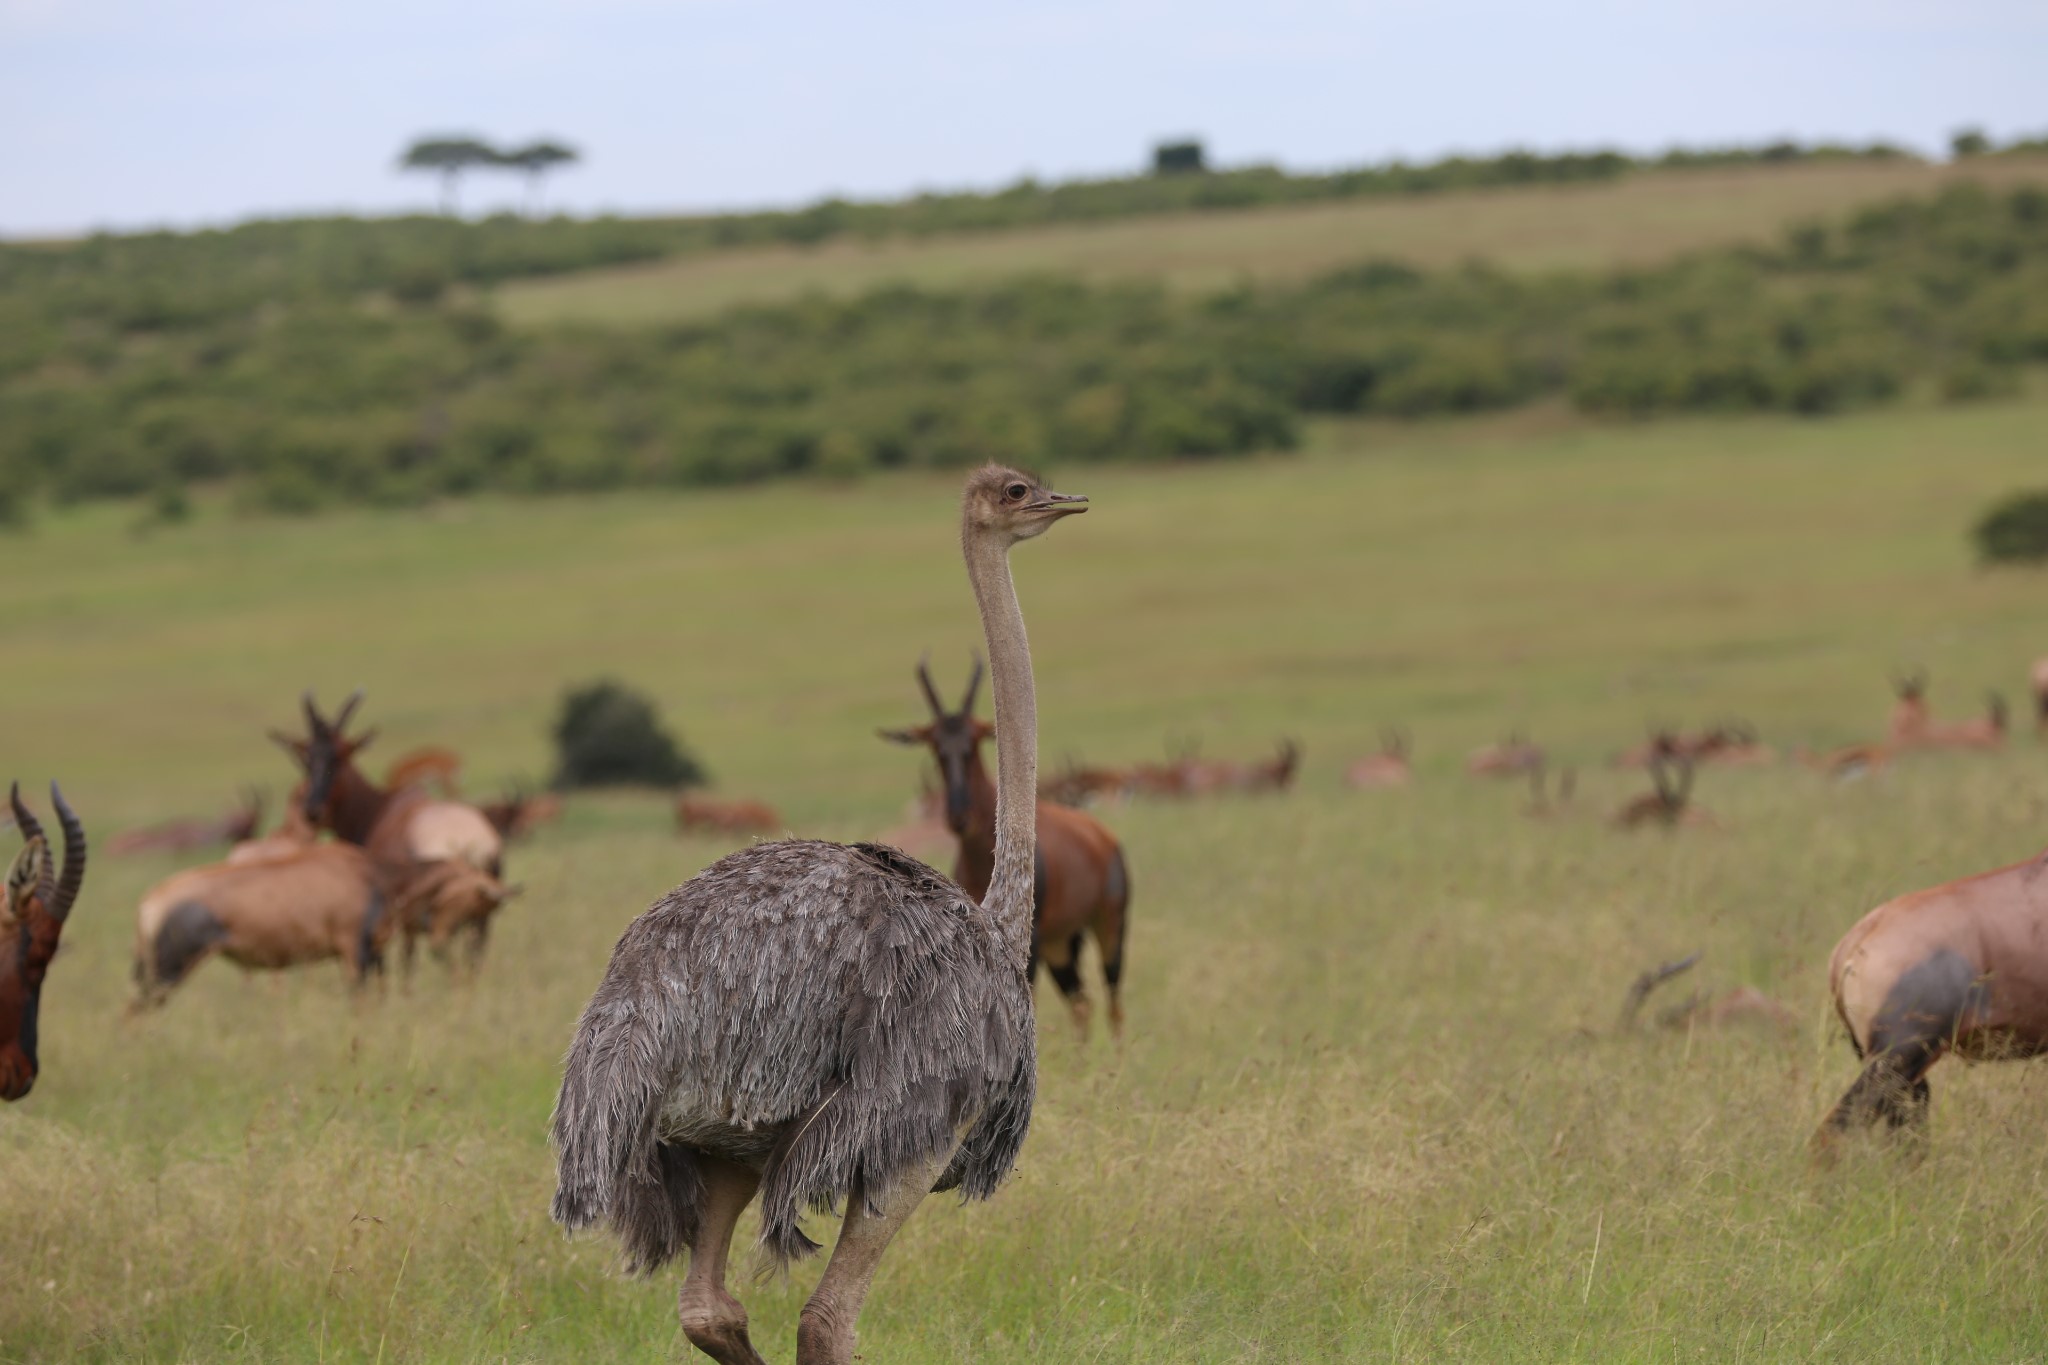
[345,727,379,757]
[269,730,308,762]
[972,719,996,742]
[6,836,47,912]
[876,727,929,746]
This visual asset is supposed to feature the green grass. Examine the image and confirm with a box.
[6,396,2048,1360]
[496,157,2048,327]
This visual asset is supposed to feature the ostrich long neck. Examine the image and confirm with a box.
[963,525,1037,964]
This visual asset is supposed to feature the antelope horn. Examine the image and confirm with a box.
[915,654,946,718]
[9,783,53,909]
[960,655,985,716]
[302,690,325,737]
[49,782,85,921]
[332,689,365,735]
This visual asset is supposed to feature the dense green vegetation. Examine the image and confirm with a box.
[6,181,2046,512]
[1974,488,2048,564]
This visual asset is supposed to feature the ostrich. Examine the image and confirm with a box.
[550,465,1087,1365]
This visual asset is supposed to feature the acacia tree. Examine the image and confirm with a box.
[502,140,580,215]
[399,136,500,215]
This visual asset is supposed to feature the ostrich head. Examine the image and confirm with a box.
[960,465,1087,545]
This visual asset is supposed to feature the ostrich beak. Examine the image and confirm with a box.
[1031,491,1088,518]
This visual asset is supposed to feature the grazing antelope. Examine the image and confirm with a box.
[1888,670,1932,747]
[389,859,524,978]
[881,656,1132,1037]
[274,692,502,874]
[1923,692,2008,750]
[384,745,463,797]
[2,784,87,1100]
[131,842,394,1007]
[2032,658,2048,738]
[1611,753,1705,829]
[674,794,783,838]
[1346,729,1413,789]
[1817,844,2048,1150]
[1468,731,1545,778]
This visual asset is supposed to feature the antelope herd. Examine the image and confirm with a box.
[7,638,2048,1191]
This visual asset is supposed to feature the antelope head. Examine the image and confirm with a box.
[2,782,87,1101]
[878,656,993,836]
[272,690,379,825]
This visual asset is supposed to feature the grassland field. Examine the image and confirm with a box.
[3,391,2048,1361]
[495,156,2048,327]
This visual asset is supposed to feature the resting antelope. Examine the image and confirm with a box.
[882,657,1132,1037]
[1611,753,1705,829]
[478,783,564,840]
[1346,729,1413,789]
[675,795,783,838]
[1817,843,2048,1149]
[2,784,87,1100]
[2032,658,2048,738]
[1468,732,1545,778]
[107,789,264,857]
[1888,670,1932,747]
[1923,692,2008,750]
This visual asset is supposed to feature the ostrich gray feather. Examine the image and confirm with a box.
[550,838,1035,1273]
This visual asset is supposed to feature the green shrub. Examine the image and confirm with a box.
[1974,490,2048,564]
[549,680,707,790]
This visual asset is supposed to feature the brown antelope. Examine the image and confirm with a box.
[1611,752,1704,829]
[1346,729,1413,789]
[384,745,463,796]
[1923,692,2008,750]
[132,841,394,1007]
[1699,721,1776,766]
[478,782,564,840]
[1816,843,2048,1149]
[882,657,1132,1037]
[107,789,265,857]
[1888,669,1932,747]
[675,794,783,837]
[274,692,502,874]
[389,859,523,978]
[1468,731,1545,778]
[1039,760,1131,807]
[2032,658,2048,738]
[274,692,508,965]
[226,802,319,865]
[1620,955,1794,1033]
[2,784,86,1100]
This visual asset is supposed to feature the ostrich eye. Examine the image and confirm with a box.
[1006,482,1028,500]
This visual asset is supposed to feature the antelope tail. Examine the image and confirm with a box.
[549,991,704,1274]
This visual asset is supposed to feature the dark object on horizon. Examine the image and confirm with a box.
[1153,139,1206,175]
[1951,128,1992,160]
[502,140,581,214]
[1974,490,2048,565]
[398,135,500,214]
[549,680,707,790]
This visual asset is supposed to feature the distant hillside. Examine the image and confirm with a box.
[497,157,2048,326]
[2,175,2044,517]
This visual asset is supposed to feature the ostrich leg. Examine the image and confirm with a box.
[795,1151,950,1365]
[677,1155,767,1365]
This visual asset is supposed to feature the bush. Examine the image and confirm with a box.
[1974,490,2048,564]
[549,679,707,790]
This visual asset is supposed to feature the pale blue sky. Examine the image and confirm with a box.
[5,0,2044,237]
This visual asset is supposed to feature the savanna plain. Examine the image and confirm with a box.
[4,393,2048,1362]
